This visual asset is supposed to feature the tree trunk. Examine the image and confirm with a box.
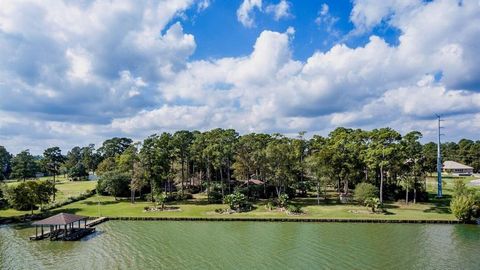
[227,159,231,193]
[337,177,341,193]
[207,159,210,202]
[380,165,384,204]
[413,188,417,204]
[220,166,224,199]
[53,173,56,202]
[344,179,349,195]
[131,188,135,204]
[181,157,185,196]
[405,188,409,205]
[317,181,320,205]
[150,178,154,203]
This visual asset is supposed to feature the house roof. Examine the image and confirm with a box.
[443,161,473,170]
[32,213,87,226]
[242,179,264,185]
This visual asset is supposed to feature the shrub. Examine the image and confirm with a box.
[224,191,251,212]
[3,181,56,212]
[286,204,302,214]
[365,197,381,213]
[175,192,193,201]
[354,183,378,204]
[451,194,476,222]
[265,200,276,211]
[96,170,130,199]
[0,183,5,208]
[452,179,468,197]
[209,190,223,203]
[278,193,289,208]
[155,192,166,209]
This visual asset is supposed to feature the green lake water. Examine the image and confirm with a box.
[1,221,479,269]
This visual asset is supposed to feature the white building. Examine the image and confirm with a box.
[443,161,474,175]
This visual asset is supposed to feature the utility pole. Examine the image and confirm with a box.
[436,114,443,198]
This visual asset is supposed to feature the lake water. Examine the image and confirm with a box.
[1,221,479,269]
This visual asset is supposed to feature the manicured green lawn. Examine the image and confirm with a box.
[2,174,478,220]
[54,180,97,202]
[52,194,456,221]
[0,179,96,217]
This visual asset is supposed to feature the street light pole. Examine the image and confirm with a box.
[436,114,443,198]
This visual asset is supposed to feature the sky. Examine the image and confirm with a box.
[1,0,480,155]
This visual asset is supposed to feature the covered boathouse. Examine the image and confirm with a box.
[30,213,95,241]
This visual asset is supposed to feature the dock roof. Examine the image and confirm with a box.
[32,213,87,226]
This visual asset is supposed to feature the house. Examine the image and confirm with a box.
[443,161,474,175]
[240,179,264,187]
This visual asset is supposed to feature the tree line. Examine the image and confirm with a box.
[1,127,480,207]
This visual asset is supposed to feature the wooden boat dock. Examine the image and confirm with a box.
[30,213,107,241]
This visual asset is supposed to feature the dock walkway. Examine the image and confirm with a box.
[86,217,109,227]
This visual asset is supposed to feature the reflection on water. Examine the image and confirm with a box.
[1,222,479,270]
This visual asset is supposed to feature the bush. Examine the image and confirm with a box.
[175,192,193,201]
[365,197,381,213]
[164,192,194,202]
[286,204,302,214]
[209,190,223,203]
[3,181,56,212]
[278,193,289,208]
[354,183,378,204]
[224,191,251,212]
[452,179,468,197]
[451,194,477,222]
[96,170,130,199]
[185,186,201,194]
[265,200,276,211]
[155,192,166,209]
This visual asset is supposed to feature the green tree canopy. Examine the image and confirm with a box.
[11,150,37,181]
[3,180,56,213]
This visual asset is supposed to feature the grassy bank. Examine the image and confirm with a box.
[0,179,96,217]
[2,174,478,221]
[51,194,455,221]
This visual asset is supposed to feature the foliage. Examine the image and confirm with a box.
[209,190,223,203]
[43,147,65,177]
[450,179,479,222]
[154,192,166,209]
[278,193,289,208]
[0,183,5,208]
[0,146,12,180]
[3,180,56,212]
[97,170,130,199]
[140,133,173,196]
[354,183,378,204]
[42,189,96,211]
[68,162,88,180]
[265,200,275,211]
[98,137,133,158]
[452,179,469,197]
[224,191,251,212]
[11,150,37,180]
[266,135,296,198]
[450,194,477,222]
[365,197,381,213]
[286,204,302,214]
[96,157,117,176]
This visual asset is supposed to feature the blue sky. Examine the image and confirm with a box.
[0,0,480,154]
